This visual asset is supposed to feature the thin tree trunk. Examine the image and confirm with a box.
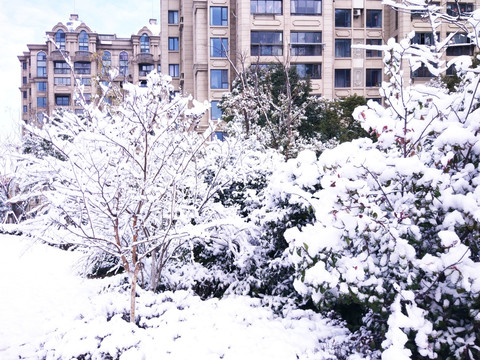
[130,264,140,323]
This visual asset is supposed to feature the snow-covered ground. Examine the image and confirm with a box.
[0,234,355,360]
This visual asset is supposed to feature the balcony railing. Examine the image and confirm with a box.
[136,53,154,63]
[75,51,92,61]
[50,50,69,61]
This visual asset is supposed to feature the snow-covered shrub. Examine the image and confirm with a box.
[285,6,480,358]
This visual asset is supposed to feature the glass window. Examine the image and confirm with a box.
[210,7,228,26]
[79,78,91,86]
[55,95,70,106]
[140,33,150,53]
[447,2,473,16]
[119,51,128,75]
[22,76,27,84]
[292,63,321,79]
[23,91,27,99]
[446,33,474,56]
[335,39,351,57]
[251,31,283,56]
[76,93,91,105]
[37,52,47,77]
[291,32,322,56]
[157,64,161,73]
[139,64,154,76]
[251,0,282,14]
[74,62,91,75]
[168,10,179,24]
[37,97,47,108]
[169,37,179,51]
[411,2,439,18]
[366,69,382,87]
[79,30,88,51]
[22,62,27,70]
[54,77,71,86]
[211,101,223,120]
[335,69,351,87]
[413,32,435,45]
[291,0,322,15]
[37,82,47,92]
[102,51,111,75]
[23,105,28,113]
[211,69,229,89]
[56,30,65,50]
[210,38,228,57]
[366,39,383,57]
[335,9,351,27]
[54,61,70,74]
[366,10,382,28]
[411,64,435,78]
[212,132,227,141]
[169,64,180,77]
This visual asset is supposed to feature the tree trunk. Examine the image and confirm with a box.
[130,264,140,323]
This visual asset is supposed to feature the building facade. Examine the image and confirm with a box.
[20,2,477,129]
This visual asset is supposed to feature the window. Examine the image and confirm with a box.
[22,62,27,70]
[119,51,128,75]
[140,80,147,88]
[211,69,229,89]
[23,91,27,99]
[37,97,47,108]
[413,32,435,45]
[139,64,154,76]
[22,76,27,84]
[412,64,434,78]
[55,30,65,50]
[37,52,47,77]
[251,0,282,14]
[140,33,150,53]
[79,31,88,51]
[55,95,70,106]
[411,2,439,18]
[291,0,322,15]
[75,109,84,115]
[79,78,91,86]
[23,105,28,113]
[210,38,228,57]
[210,7,228,26]
[168,10,179,24]
[54,77,71,86]
[169,37,179,51]
[366,39,383,57]
[251,31,283,56]
[366,69,382,87]
[37,82,47,92]
[446,33,474,56]
[447,2,473,16]
[77,93,91,105]
[335,39,351,57]
[291,32,322,56]
[169,64,180,77]
[366,10,382,28]
[102,51,111,75]
[74,62,91,74]
[335,69,351,87]
[292,63,321,79]
[335,9,351,27]
[54,61,70,74]
[211,101,222,120]
[212,132,227,141]
[157,64,161,73]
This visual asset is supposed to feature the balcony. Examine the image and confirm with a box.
[75,51,92,61]
[136,53,154,63]
[50,50,69,61]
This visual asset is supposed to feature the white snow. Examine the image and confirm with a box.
[0,234,352,360]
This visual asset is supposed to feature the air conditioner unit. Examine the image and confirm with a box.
[353,9,362,17]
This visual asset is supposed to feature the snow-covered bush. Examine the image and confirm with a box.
[13,71,260,322]
[284,4,480,358]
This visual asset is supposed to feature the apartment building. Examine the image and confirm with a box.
[19,2,477,129]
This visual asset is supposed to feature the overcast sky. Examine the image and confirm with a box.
[0,0,161,144]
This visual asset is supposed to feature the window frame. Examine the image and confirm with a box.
[168,37,179,51]
[210,6,228,26]
[335,9,351,27]
[210,38,229,57]
[210,69,229,89]
[55,29,66,50]
[54,61,71,74]
[251,31,283,56]
[335,38,352,58]
[54,77,72,86]
[37,52,47,77]
[55,95,70,106]
[366,39,383,58]
[292,63,322,79]
[251,0,282,15]
[169,64,180,78]
[139,63,154,76]
[79,30,89,51]
[37,96,47,108]
[119,51,129,76]
[290,0,322,15]
[37,82,47,92]
[211,101,223,120]
[366,68,382,87]
[366,9,382,28]
[74,62,91,75]
[140,33,150,53]
[168,10,179,24]
[290,31,322,56]
[334,69,351,87]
